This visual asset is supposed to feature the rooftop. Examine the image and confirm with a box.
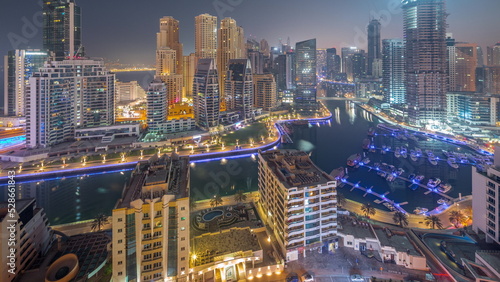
[338,216,376,240]
[476,250,500,277]
[259,149,335,188]
[373,227,422,257]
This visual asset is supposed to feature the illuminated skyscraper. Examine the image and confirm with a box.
[43,0,83,60]
[403,0,447,126]
[183,53,197,99]
[193,59,220,130]
[295,39,317,112]
[217,18,245,97]
[195,14,217,60]
[157,16,183,75]
[367,19,381,76]
[449,43,478,92]
[382,39,406,104]
[4,50,51,116]
[341,47,364,81]
[487,42,500,66]
[225,59,254,120]
[326,48,341,80]
[147,79,168,133]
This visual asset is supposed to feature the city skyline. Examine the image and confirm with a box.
[1,0,499,68]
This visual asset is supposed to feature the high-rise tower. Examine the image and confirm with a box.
[217,18,245,99]
[403,0,447,127]
[157,16,183,75]
[193,59,220,130]
[295,39,317,112]
[382,39,406,104]
[367,19,381,76]
[195,14,217,60]
[225,59,254,120]
[43,0,83,60]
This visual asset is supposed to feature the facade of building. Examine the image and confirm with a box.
[326,48,341,80]
[367,19,382,76]
[157,16,183,75]
[472,147,500,245]
[4,50,50,116]
[253,74,277,111]
[116,80,145,103]
[403,0,448,127]
[195,14,218,60]
[487,43,500,66]
[112,154,191,282]
[193,58,220,131]
[217,18,245,96]
[27,59,115,148]
[341,47,364,82]
[352,53,367,79]
[182,53,197,100]
[225,59,254,120]
[0,199,54,282]
[446,92,499,126]
[449,43,478,92]
[382,39,406,104]
[43,0,83,60]
[257,150,337,261]
[295,39,317,112]
[147,79,168,133]
[248,50,264,75]
[484,66,500,94]
[355,78,383,99]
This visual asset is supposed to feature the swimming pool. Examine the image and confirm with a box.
[203,210,223,221]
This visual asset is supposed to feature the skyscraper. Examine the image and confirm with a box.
[403,0,447,127]
[367,19,382,76]
[193,58,220,130]
[487,42,500,66]
[326,48,341,80]
[43,0,83,61]
[183,53,197,100]
[382,39,406,104]
[225,59,254,120]
[217,18,245,97]
[248,50,264,74]
[27,59,115,148]
[4,50,50,116]
[147,79,168,133]
[341,47,364,82]
[295,39,317,112]
[253,74,277,111]
[195,14,217,60]
[352,53,367,79]
[157,16,183,75]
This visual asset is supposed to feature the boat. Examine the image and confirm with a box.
[447,157,459,169]
[410,150,418,162]
[401,146,408,158]
[347,154,362,167]
[427,178,442,188]
[383,202,396,211]
[414,175,425,183]
[437,198,449,205]
[361,157,371,165]
[413,207,429,215]
[386,174,396,182]
[425,150,434,157]
[438,183,452,193]
[408,174,416,180]
[415,148,423,157]
[442,150,452,158]
[396,168,405,175]
[377,171,388,177]
[409,184,419,191]
[381,145,387,154]
[367,127,376,137]
[362,138,371,150]
[428,156,438,166]
[394,147,401,158]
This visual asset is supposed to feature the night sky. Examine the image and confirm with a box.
[1,0,499,74]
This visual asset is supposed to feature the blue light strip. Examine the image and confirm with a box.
[1,168,134,185]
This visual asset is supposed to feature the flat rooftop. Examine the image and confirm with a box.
[192,228,262,266]
[259,149,335,188]
[476,250,500,276]
[373,227,422,257]
[338,217,376,240]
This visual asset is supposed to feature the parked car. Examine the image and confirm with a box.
[350,274,364,281]
[286,272,299,282]
[301,271,314,281]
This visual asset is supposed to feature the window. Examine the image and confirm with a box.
[118,250,123,254]
[118,239,123,244]
[181,267,185,271]
[118,272,122,276]
[118,229,123,233]
[181,257,185,261]
[181,237,185,241]
[144,213,149,219]
[117,218,123,222]
[181,247,185,251]
[181,207,185,211]
[118,261,122,265]
[156,211,162,216]
[143,223,150,229]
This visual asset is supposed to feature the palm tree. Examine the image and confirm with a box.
[234,190,247,203]
[361,203,376,218]
[393,211,409,228]
[337,193,347,208]
[449,210,466,228]
[91,214,109,231]
[424,215,443,229]
[210,194,223,208]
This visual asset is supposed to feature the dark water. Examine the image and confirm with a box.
[0,169,132,225]
[0,100,475,224]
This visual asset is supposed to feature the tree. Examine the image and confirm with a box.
[361,203,376,218]
[210,194,223,208]
[234,190,247,203]
[393,211,409,228]
[337,193,347,208]
[91,214,109,232]
[424,215,443,229]
[449,210,467,228]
